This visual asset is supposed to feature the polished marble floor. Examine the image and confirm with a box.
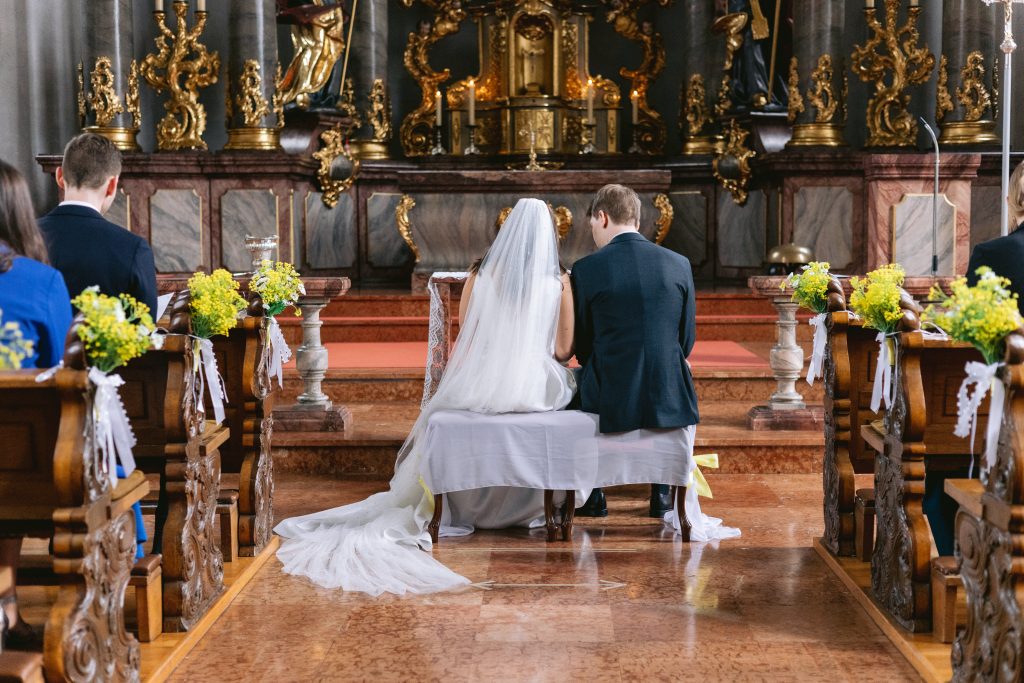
[168,473,919,682]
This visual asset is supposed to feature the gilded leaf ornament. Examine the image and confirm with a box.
[88,56,124,128]
[956,51,992,122]
[807,54,838,124]
[786,57,804,124]
[936,55,953,123]
[236,59,270,127]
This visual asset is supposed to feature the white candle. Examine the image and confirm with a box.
[631,90,639,124]
[197,0,206,11]
[155,0,163,11]
[468,79,476,126]
[586,78,594,124]
[908,0,917,6]
[865,0,874,8]
[435,90,442,126]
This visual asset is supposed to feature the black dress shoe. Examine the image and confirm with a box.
[576,488,608,517]
[649,484,674,518]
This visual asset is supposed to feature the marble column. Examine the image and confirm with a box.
[680,1,722,155]
[937,0,998,144]
[224,0,282,150]
[348,0,390,159]
[82,0,139,150]
[785,0,846,148]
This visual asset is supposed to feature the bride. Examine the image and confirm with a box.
[274,198,577,596]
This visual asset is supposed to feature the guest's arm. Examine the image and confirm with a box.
[457,273,477,332]
[131,241,158,316]
[39,271,72,368]
[679,260,696,359]
[570,268,592,366]
[555,271,574,362]
[965,244,989,286]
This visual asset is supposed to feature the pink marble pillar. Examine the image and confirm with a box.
[863,154,981,275]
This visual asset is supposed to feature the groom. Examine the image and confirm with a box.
[571,184,699,517]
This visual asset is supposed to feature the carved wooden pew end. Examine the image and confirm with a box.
[216,491,240,564]
[854,488,875,562]
[0,651,45,683]
[129,554,163,643]
[930,556,961,644]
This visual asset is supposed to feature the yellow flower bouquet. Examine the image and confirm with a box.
[781,261,832,314]
[0,309,33,369]
[72,287,155,373]
[924,267,1023,364]
[849,263,905,334]
[251,259,305,318]
[188,269,247,339]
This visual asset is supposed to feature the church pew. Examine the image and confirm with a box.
[822,278,881,557]
[0,327,147,682]
[867,296,981,633]
[945,331,1024,679]
[119,292,228,633]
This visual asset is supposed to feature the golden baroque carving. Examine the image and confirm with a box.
[807,54,839,123]
[88,56,124,128]
[313,124,360,209]
[957,51,992,122]
[278,1,346,109]
[607,0,669,154]
[366,78,392,141]
[563,21,584,100]
[127,60,141,130]
[850,0,934,147]
[141,2,220,151]
[551,204,573,241]
[396,194,420,262]
[936,55,953,123]
[787,57,804,124]
[400,0,467,156]
[235,60,270,127]
[272,62,286,129]
[713,120,756,206]
[684,74,711,137]
[336,77,363,128]
[713,12,747,117]
[653,193,674,245]
[76,62,87,127]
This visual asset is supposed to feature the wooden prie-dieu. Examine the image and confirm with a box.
[120,292,228,633]
[0,324,148,682]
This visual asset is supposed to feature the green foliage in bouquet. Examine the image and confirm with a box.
[0,308,33,369]
[780,261,832,314]
[251,259,305,317]
[72,287,154,373]
[924,267,1023,364]
[849,264,905,333]
[188,269,247,339]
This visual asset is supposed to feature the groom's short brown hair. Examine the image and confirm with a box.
[61,132,122,189]
[587,184,641,227]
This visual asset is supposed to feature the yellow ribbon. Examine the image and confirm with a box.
[689,453,719,499]
[419,476,435,512]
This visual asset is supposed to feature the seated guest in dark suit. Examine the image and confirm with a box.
[0,159,73,649]
[966,160,1024,315]
[39,132,157,314]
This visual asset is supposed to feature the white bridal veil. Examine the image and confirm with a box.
[274,198,575,596]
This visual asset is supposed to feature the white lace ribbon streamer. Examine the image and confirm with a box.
[870,332,895,413]
[198,338,228,424]
[423,272,469,406]
[266,317,291,389]
[88,367,137,489]
[806,313,827,385]
[954,360,1004,479]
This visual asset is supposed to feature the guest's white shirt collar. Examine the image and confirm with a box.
[59,200,102,213]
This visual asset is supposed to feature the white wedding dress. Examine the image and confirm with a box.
[274,198,576,596]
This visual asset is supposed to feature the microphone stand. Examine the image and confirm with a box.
[920,117,940,276]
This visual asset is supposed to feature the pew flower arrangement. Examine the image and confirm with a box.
[71,287,156,487]
[0,309,33,370]
[781,261,832,385]
[849,264,906,412]
[923,267,1024,477]
[250,260,305,388]
[187,269,247,424]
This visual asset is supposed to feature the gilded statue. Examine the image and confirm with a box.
[277,0,347,110]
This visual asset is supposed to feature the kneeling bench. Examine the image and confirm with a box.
[420,409,696,543]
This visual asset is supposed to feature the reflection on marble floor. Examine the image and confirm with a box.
[168,473,919,682]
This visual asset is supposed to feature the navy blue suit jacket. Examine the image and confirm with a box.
[571,232,699,434]
[38,204,158,315]
[966,224,1024,317]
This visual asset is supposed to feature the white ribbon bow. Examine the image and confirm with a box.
[806,313,827,385]
[869,333,895,413]
[266,317,292,389]
[88,367,137,489]
[954,360,1005,480]
[197,338,228,424]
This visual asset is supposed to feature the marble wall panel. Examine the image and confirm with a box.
[305,191,357,270]
[150,189,202,273]
[970,184,1002,250]
[107,189,130,231]
[793,186,853,269]
[717,191,767,268]
[366,192,409,267]
[663,191,708,267]
[221,189,279,272]
[892,194,956,276]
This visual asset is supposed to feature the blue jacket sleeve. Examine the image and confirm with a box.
[679,259,696,359]
[40,271,73,368]
[131,240,159,316]
[570,267,592,367]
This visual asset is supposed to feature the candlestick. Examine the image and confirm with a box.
[430,123,446,155]
[631,90,639,124]
[468,79,475,126]
[464,123,480,155]
[586,78,594,124]
[435,89,442,126]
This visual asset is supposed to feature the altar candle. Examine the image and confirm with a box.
[865,0,874,7]
[468,79,476,126]
[586,79,594,124]
[908,0,917,6]
[197,0,205,10]
[435,90,442,126]
[631,90,639,125]
[155,0,163,11]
